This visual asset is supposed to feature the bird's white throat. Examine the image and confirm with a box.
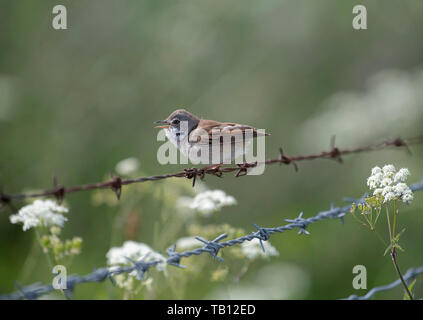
[164,127,190,155]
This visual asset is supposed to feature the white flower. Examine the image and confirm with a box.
[115,157,140,176]
[382,186,392,195]
[382,164,396,178]
[402,191,414,203]
[367,172,382,189]
[106,241,166,290]
[180,190,237,217]
[381,177,393,187]
[298,69,423,150]
[367,165,413,203]
[384,192,396,202]
[371,166,382,176]
[175,236,201,250]
[392,183,408,195]
[373,188,383,196]
[9,200,68,231]
[106,241,167,275]
[241,238,279,260]
[394,168,410,183]
[208,263,310,299]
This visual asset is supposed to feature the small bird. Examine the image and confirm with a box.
[155,109,268,165]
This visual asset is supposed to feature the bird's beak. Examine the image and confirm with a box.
[154,120,170,129]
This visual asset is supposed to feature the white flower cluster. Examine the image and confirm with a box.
[175,236,201,250]
[106,240,167,275]
[106,241,167,292]
[367,165,413,203]
[10,200,68,231]
[115,157,140,176]
[178,190,237,217]
[241,238,279,260]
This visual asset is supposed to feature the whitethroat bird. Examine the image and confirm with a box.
[155,109,269,165]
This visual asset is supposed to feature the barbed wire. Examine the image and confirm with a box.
[1,135,422,210]
[1,178,423,300]
[344,266,423,300]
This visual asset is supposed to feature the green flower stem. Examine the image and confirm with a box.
[373,207,382,226]
[388,200,413,300]
[34,229,67,299]
[392,199,398,241]
[34,229,54,271]
[233,259,251,283]
[386,206,392,241]
[391,248,413,299]
[351,208,386,247]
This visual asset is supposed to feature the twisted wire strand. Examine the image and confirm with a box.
[344,266,423,300]
[1,135,422,207]
[1,178,422,300]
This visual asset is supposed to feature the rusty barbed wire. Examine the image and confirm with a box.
[1,135,422,208]
[1,178,423,300]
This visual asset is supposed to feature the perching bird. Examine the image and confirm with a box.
[155,109,268,165]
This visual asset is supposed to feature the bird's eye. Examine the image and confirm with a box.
[171,119,180,125]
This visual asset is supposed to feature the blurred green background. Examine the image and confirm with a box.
[1,0,423,299]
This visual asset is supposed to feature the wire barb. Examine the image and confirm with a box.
[0,192,11,206]
[109,174,122,200]
[195,234,227,261]
[284,212,310,235]
[0,134,422,207]
[52,176,65,204]
[329,135,343,163]
[278,147,298,171]
[235,162,257,177]
[166,245,186,269]
[253,223,271,252]
[1,178,423,300]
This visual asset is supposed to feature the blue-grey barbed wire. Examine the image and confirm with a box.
[344,266,423,300]
[1,178,423,300]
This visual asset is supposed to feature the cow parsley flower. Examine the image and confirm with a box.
[106,241,167,293]
[402,191,414,203]
[381,177,393,187]
[373,188,383,196]
[179,190,237,217]
[241,238,279,260]
[106,241,166,292]
[176,236,201,250]
[383,191,396,202]
[394,168,410,183]
[367,172,383,189]
[115,157,140,176]
[382,164,396,177]
[367,165,413,203]
[371,166,382,176]
[393,183,408,195]
[107,240,167,273]
[10,200,68,231]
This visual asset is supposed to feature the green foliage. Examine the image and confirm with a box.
[1,0,423,299]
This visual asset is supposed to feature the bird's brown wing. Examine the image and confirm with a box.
[189,120,268,146]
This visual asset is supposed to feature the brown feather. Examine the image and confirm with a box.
[189,119,268,146]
